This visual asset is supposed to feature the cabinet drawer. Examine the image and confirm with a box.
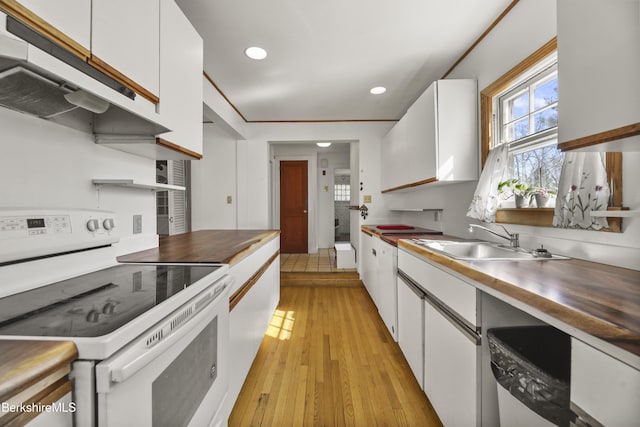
[398,249,477,326]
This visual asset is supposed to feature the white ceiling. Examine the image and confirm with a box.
[177,0,514,122]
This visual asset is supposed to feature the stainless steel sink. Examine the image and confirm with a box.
[413,240,569,261]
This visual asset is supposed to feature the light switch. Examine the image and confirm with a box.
[133,215,142,234]
[227,195,233,204]
[363,195,372,203]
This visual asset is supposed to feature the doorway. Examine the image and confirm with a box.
[280,160,308,253]
[333,169,351,242]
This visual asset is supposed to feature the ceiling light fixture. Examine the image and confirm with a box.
[244,46,267,60]
[316,142,331,148]
[370,86,386,95]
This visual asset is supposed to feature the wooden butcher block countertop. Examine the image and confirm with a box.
[117,230,280,265]
[361,224,443,246]
[398,238,640,365]
[0,340,77,417]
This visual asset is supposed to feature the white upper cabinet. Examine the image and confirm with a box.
[91,0,160,103]
[156,0,203,157]
[557,0,640,151]
[381,79,478,192]
[12,0,91,52]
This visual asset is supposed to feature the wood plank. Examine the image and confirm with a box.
[88,54,160,104]
[229,286,443,426]
[0,340,76,403]
[117,230,280,265]
[558,123,640,151]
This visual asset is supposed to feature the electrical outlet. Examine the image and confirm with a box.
[133,215,142,234]
[363,195,372,203]
[227,195,233,204]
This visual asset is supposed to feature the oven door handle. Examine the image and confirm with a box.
[96,280,229,390]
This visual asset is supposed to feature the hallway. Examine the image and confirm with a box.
[228,282,443,426]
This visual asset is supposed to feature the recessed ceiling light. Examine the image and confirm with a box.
[245,46,267,60]
[316,142,331,148]
[370,86,386,95]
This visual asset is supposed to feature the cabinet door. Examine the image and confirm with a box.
[571,338,640,426]
[397,274,424,389]
[157,0,203,156]
[364,235,380,306]
[13,0,91,51]
[558,0,640,144]
[377,241,397,340]
[407,83,437,183]
[424,300,479,427]
[380,127,395,190]
[91,0,160,101]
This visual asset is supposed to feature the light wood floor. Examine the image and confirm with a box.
[229,283,443,426]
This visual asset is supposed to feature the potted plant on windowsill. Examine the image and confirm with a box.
[531,186,557,208]
[498,179,534,208]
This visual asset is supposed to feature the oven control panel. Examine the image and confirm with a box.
[0,209,119,264]
[0,215,72,237]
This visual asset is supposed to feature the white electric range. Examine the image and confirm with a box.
[0,208,231,427]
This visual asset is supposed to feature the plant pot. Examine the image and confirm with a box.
[515,194,530,208]
[534,193,550,208]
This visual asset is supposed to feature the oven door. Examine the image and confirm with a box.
[95,276,230,427]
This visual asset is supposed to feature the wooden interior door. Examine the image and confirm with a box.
[280,160,308,253]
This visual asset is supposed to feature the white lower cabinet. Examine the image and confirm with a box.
[377,240,398,340]
[424,300,479,427]
[360,231,379,304]
[397,272,425,389]
[398,248,480,425]
[571,338,640,426]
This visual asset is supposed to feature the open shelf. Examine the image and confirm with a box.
[92,179,186,191]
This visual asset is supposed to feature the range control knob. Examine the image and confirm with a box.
[103,218,116,230]
[86,219,100,232]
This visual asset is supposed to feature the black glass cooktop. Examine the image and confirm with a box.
[0,264,221,338]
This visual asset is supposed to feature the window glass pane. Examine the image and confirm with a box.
[533,76,558,111]
[511,144,564,190]
[503,90,529,123]
[533,106,558,133]
[334,184,350,201]
[503,117,529,143]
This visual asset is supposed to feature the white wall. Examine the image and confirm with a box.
[237,121,394,225]
[0,107,158,255]
[389,0,640,269]
[191,123,238,230]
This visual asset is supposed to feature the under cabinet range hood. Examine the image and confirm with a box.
[0,14,168,136]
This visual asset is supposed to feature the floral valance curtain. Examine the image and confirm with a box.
[467,144,509,222]
[553,152,610,230]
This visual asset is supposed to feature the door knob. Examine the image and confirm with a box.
[303,210,308,214]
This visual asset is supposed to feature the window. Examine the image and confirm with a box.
[494,55,563,199]
[480,37,623,231]
[334,184,350,202]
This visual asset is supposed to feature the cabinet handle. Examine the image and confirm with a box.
[372,249,376,256]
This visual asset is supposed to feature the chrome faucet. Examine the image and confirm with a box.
[468,224,519,248]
